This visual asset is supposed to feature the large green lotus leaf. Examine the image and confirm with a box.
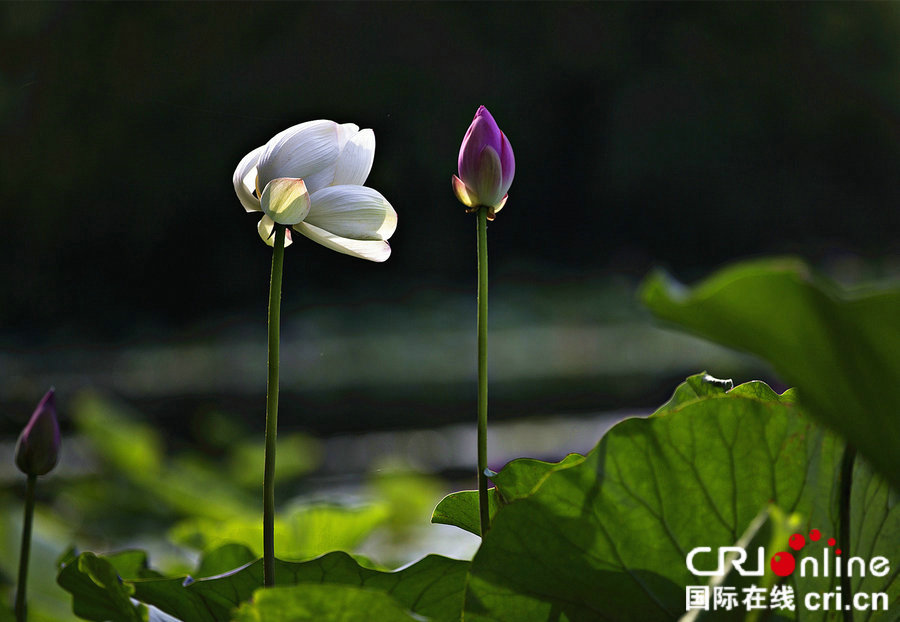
[648,297,899,614]
[101,549,165,581]
[462,375,851,621]
[230,584,421,621]
[432,488,502,536]
[434,377,739,538]
[194,543,257,578]
[652,372,736,415]
[60,550,468,622]
[432,455,583,536]
[713,471,898,622]
[641,258,900,491]
[491,454,587,498]
[684,506,797,622]
[841,457,899,621]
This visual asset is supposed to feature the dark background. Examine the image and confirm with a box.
[1,2,899,435]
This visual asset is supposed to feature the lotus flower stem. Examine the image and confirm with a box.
[453,105,513,536]
[15,474,36,622]
[263,224,286,587]
[476,208,490,535]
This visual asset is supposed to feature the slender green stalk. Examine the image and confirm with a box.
[839,443,857,622]
[476,208,490,536]
[15,474,37,622]
[263,225,286,587]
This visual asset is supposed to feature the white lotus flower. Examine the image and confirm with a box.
[233,120,397,262]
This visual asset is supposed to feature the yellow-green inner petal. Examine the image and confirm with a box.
[452,175,478,208]
[260,178,312,225]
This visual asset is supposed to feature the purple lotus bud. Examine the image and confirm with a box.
[15,389,60,477]
[452,105,515,219]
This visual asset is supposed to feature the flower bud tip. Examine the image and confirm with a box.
[15,389,61,477]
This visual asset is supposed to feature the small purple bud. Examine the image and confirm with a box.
[452,105,515,218]
[15,389,61,477]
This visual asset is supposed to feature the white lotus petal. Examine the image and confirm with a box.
[302,126,372,191]
[233,146,263,213]
[337,122,360,150]
[257,120,340,189]
[293,222,391,262]
[332,129,375,186]
[305,185,397,241]
[260,178,311,225]
[301,164,337,195]
[258,215,293,248]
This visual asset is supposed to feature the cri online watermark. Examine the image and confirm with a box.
[685,528,891,613]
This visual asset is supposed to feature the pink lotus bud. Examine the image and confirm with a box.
[15,389,60,476]
[452,105,515,219]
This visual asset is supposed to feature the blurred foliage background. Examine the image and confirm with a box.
[0,3,899,618]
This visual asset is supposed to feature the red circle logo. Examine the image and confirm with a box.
[770,552,796,577]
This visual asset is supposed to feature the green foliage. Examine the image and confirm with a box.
[72,392,254,523]
[57,549,468,622]
[56,375,899,621]
[168,503,391,560]
[641,257,900,491]
[52,258,900,621]
[194,543,257,579]
[369,467,446,532]
[100,550,163,581]
[0,501,83,622]
[846,458,900,617]
[459,377,803,620]
[458,375,897,621]
[229,434,321,490]
[231,584,422,621]
[432,488,502,537]
[68,393,387,562]
[56,551,147,622]
[74,393,165,480]
[684,507,797,622]
[432,454,583,536]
